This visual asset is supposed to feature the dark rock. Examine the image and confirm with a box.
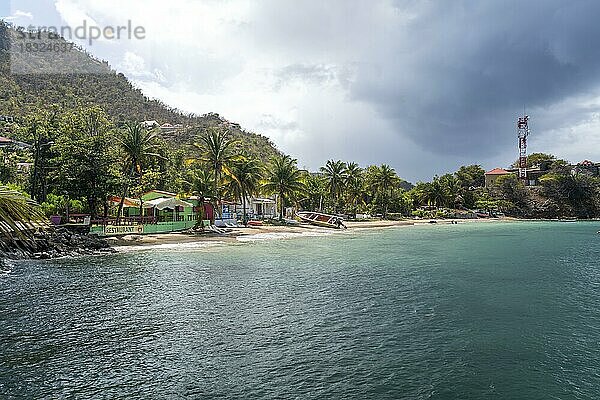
[0,228,115,260]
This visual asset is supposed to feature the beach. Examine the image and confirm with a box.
[106,218,506,248]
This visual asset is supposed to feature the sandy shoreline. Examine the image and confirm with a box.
[107,218,512,249]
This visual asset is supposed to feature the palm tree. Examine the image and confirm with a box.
[373,164,400,218]
[301,172,327,212]
[440,174,462,208]
[117,123,161,221]
[183,167,214,229]
[263,155,305,220]
[225,156,263,226]
[409,182,432,207]
[320,159,347,213]
[189,168,214,199]
[0,186,47,244]
[424,176,447,207]
[344,162,363,214]
[193,127,238,222]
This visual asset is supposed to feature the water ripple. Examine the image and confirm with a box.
[1,221,599,398]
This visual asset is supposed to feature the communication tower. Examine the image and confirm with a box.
[517,115,530,181]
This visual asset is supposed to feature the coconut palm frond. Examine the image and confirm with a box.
[0,186,48,241]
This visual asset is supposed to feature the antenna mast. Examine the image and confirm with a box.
[517,114,530,182]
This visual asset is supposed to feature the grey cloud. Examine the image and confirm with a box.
[349,0,600,157]
[79,0,600,180]
[256,114,299,131]
[273,63,348,90]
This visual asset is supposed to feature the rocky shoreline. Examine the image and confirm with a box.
[0,227,115,260]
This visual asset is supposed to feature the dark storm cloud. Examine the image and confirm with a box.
[55,0,600,179]
[349,0,600,157]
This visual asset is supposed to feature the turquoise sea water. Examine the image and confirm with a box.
[1,221,600,399]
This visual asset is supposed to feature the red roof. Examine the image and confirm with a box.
[485,168,510,175]
[108,195,139,207]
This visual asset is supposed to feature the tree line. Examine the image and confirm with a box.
[1,106,600,237]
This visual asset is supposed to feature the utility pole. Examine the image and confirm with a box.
[31,130,54,203]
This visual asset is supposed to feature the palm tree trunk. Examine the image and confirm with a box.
[117,164,136,224]
[242,195,247,226]
[139,196,144,225]
[88,196,98,219]
[212,165,218,225]
[195,196,205,231]
[385,187,393,219]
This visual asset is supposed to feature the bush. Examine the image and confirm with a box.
[40,194,85,217]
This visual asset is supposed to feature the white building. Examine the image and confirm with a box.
[228,197,277,219]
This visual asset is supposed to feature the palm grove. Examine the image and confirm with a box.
[2,106,600,234]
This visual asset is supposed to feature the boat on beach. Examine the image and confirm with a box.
[296,211,346,229]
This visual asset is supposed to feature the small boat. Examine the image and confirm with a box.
[247,220,263,226]
[296,211,346,229]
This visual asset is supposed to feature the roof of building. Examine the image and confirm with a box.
[0,136,32,148]
[578,160,595,166]
[252,197,276,204]
[145,197,193,210]
[108,195,141,207]
[143,189,177,197]
[485,168,511,175]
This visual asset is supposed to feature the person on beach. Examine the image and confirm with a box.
[335,218,347,229]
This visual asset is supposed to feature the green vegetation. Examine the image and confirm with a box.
[224,156,263,226]
[0,185,47,242]
[2,102,600,223]
[511,152,557,169]
[0,21,280,162]
[117,122,162,220]
[1,22,599,227]
[193,127,240,221]
[263,155,305,220]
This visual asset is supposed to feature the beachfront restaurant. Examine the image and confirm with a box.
[91,190,202,236]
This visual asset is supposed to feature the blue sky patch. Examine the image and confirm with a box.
[0,2,10,19]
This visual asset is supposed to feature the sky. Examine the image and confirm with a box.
[4,0,600,181]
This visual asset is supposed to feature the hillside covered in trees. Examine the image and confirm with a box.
[0,21,279,161]
[0,22,599,225]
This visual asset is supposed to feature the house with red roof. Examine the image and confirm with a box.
[484,168,512,187]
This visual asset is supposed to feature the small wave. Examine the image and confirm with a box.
[0,260,15,276]
[114,240,228,253]
[236,230,333,242]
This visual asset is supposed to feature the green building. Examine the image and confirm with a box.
[91,190,205,236]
